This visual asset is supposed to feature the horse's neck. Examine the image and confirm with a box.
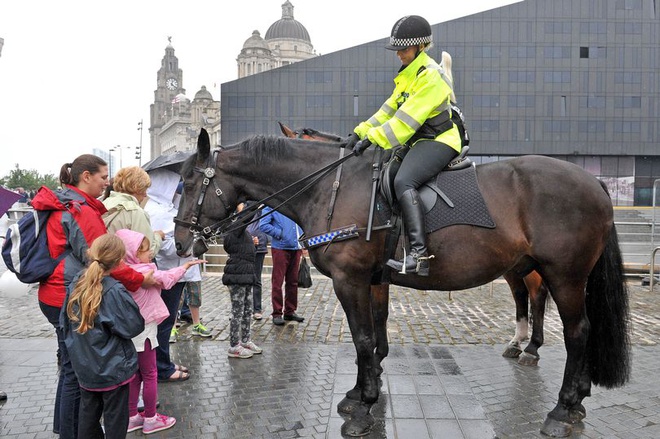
[232,155,328,228]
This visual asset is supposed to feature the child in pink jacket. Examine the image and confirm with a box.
[115,229,204,434]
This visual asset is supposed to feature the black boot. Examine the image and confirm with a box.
[386,189,432,276]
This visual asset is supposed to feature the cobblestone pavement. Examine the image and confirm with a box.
[1,275,659,438]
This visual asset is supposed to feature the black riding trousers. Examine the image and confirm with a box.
[393,140,459,199]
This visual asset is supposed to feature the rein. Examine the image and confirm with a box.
[176,144,358,243]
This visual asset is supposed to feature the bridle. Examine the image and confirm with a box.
[174,140,356,251]
[173,149,231,230]
[172,148,235,253]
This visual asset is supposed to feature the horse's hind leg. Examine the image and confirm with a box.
[519,271,547,366]
[502,272,529,359]
[541,281,590,437]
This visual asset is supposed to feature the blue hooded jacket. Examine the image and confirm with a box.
[258,207,302,251]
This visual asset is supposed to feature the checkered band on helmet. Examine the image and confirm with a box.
[385,15,433,50]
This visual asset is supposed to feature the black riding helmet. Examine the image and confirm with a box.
[385,15,433,51]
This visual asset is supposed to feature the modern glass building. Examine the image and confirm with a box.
[221,0,660,205]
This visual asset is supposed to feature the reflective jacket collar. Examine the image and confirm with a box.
[396,51,431,82]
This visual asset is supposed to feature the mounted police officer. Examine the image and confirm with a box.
[346,15,463,276]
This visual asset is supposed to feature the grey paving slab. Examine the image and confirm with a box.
[0,273,659,438]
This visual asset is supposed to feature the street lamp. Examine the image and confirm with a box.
[110,145,131,171]
[107,148,114,177]
[136,120,143,167]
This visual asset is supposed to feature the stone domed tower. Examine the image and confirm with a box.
[237,30,276,78]
[237,1,316,78]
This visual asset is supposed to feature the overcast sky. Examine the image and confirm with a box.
[0,0,520,178]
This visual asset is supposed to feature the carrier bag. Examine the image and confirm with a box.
[298,256,313,289]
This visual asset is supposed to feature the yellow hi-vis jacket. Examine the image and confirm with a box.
[354,51,462,153]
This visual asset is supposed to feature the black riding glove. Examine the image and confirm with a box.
[353,139,372,156]
[343,132,360,149]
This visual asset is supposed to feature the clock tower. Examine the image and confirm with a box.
[149,37,185,160]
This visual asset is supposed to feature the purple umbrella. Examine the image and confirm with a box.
[0,187,21,217]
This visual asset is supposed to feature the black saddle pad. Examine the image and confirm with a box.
[424,165,495,233]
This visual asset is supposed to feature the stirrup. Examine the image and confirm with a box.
[386,253,434,276]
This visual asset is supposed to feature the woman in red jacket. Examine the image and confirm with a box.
[31,154,151,439]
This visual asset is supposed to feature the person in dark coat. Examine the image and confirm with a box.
[222,203,263,359]
[61,234,145,439]
[245,202,269,320]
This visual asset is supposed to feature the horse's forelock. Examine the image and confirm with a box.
[180,155,195,178]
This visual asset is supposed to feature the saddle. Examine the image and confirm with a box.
[374,145,495,284]
[380,145,472,213]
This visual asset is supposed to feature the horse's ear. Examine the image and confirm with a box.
[278,121,295,138]
[197,128,210,161]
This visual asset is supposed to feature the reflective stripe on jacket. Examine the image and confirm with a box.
[354,51,462,152]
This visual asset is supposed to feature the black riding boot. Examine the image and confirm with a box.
[386,189,432,276]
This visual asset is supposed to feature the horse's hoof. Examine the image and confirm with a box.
[338,397,361,415]
[341,418,374,437]
[517,351,540,366]
[340,409,375,437]
[502,344,522,358]
[568,404,586,423]
[541,416,572,437]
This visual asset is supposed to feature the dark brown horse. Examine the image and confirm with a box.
[174,129,630,437]
[279,122,551,367]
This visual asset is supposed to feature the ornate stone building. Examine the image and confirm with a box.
[149,38,220,159]
[237,1,316,78]
[149,1,314,158]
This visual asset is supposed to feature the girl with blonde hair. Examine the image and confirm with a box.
[62,234,144,439]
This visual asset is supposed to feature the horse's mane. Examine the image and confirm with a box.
[181,134,339,172]
[237,135,292,165]
[236,135,340,165]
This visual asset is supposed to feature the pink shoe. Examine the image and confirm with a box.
[127,413,144,432]
[143,413,176,434]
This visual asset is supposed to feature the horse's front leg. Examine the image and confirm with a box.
[333,279,379,432]
[347,283,389,402]
[371,283,390,376]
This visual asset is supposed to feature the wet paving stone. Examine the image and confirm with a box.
[1,276,659,438]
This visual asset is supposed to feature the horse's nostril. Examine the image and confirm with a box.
[175,242,181,251]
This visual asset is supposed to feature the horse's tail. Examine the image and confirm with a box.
[585,221,631,388]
